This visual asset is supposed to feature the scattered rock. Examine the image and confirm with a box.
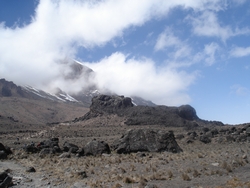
[211,163,220,167]
[71,182,90,188]
[199,135,211,144]
[76,171,87,179]
[39,148,55,158]
[175,134,185,140]
[136,152,146,158]
[26,167,36,173]
[112,129,182,154]
[187,131,198,139]
[59,152,71,158]
[226,135,235,142]
[76,148,84,157]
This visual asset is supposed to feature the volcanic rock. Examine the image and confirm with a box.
[24,144,39,153]
[178,105,198,121]
[0,171,12,188]
[0,151,7,160]
[83,140,111,156]
[199,135,211,144]
[63,142,79,153]
[111,129,183,154]
[0,143,11,160]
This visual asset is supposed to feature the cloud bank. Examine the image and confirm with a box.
[0,0,249,106]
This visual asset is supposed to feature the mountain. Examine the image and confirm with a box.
[0,78,89,126]
[0,57,156,127]
[1,58,156,107]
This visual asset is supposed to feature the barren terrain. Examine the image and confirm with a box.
[1,121,250,188]
[1,94,250,188]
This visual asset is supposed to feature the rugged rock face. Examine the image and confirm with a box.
[0,79,25,97]
[124,105,199,126]
[90,95,134,114]
[73,94,203,127]
[111,129,183,154]
[74,95,134,121]
[178,105,198,121]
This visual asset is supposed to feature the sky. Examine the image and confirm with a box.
[0,0,250,124]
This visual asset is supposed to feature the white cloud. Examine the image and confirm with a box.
[232,0,247,6]
[203,42,220,65]
[0,0,235,105]
[84,52,196,105]
[154,28,192,61]
[155,28,181,51]
[230,46,250,57]
[230,84,249,96]
[188,11,250,42]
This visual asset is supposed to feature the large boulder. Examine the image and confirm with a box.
[63,142,79,153]
[41,137,60,148]
[111,129,183,154]
[0,172,12,188]
[23,144,39,153]
[83,140,111,156]
[0,151,7,159]
[0,143,12,158]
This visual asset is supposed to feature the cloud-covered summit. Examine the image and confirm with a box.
[0,0,250,122]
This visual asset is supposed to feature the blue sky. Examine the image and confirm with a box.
[0,0,250,124]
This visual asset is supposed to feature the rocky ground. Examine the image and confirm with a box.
[1,122,250,188]
[1,95,250,187]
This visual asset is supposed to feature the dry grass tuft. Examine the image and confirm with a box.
[193,169,200,177]
[112,183,123,188]
[123,176,135,184]
[138,177,148,188]
[167,170,173,179]
[182,173,191,181]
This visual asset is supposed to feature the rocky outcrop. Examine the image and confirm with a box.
[73,94,205,127]
[74,95,133,121]
[178,105,198,121]
[111,129,183,154]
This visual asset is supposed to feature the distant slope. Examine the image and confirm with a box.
[0,97,89,125]
[0,78,89,126]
